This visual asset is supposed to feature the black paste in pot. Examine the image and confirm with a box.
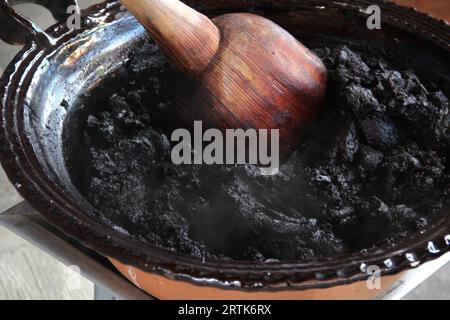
[66,39,450,261]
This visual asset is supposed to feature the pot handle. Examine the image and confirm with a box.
[0,0,79,46]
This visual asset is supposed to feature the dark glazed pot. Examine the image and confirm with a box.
[0,0,449,299]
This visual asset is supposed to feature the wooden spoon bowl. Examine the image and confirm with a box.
[121,0,328,153]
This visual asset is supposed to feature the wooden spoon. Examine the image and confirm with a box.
[120,0,328,153]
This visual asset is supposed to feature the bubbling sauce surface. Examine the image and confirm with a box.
[66,39,450,261]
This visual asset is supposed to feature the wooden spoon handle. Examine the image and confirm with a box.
[120,0,220,75]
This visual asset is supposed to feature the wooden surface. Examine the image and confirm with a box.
[392,0,450,21]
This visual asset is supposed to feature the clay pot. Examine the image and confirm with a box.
[0,0,449,299]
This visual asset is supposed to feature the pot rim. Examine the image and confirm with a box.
[0,0,449,291]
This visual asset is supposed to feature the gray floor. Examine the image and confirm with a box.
[0,0,102,301]
[0,169,93,299]
[0,0,448,300]
[405,264,450,300]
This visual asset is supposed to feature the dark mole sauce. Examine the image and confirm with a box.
[64,38,450,262]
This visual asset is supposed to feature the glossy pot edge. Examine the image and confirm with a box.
[109,258,405,299]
